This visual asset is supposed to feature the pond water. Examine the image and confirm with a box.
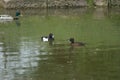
[0,8,120,80]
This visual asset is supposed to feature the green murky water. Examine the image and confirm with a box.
[0,8,120,80]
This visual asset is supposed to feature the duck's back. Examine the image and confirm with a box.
[41,36,48,42]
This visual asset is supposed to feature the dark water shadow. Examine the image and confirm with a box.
[15,20,21,26]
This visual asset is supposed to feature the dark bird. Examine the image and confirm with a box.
[69,38,85,46]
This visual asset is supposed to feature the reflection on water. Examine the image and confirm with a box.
[0,35,74,80]
[0,37,40,80]
[0,8,120,80]
[15,20,21,26]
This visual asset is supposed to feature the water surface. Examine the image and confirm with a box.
[0,8,120,80]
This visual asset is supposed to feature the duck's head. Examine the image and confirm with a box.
[48,33,54,40]
[69,38,74,43]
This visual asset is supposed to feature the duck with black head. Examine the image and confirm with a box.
[41,33,54,42]
[69,38,85,46]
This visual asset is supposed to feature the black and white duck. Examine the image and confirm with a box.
[41,33,54,42]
